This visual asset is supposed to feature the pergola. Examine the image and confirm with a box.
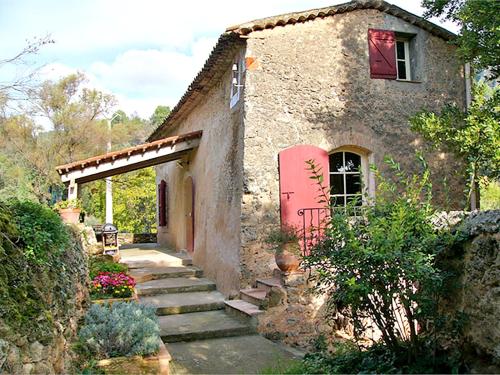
[55,130,202,200]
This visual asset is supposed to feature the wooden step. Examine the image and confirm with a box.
[159,310,253,342]
[136,277,216,296]
[240,288,267,307]
[139,291,225,315]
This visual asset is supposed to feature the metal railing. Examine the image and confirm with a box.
[297,206,365,255]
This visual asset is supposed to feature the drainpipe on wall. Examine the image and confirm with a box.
[464,63,478,210]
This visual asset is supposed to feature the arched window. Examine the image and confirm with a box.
[329,151,364,207]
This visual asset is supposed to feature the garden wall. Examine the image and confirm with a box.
[440,210,500,372]
[0,226,89,374]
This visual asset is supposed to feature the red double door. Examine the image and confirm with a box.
[278,145,330,252]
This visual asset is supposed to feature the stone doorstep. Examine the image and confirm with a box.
[123,258,192,269]
[240,288,267,307]
[224,299,264,326]
[97,339,171,375]
[139,291,226,315]
[158,310,254,343]
[129,266,202,283]
[135,277,216,296]
[256,277,282,293]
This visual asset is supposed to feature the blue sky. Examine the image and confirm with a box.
[0,0,458,119]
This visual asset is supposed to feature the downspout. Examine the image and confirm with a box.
[464,63,478,210]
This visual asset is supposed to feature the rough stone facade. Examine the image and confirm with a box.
[153,7,466,298]
[240,9,466,286]
[154,54,246,296]
[0,226,89,374]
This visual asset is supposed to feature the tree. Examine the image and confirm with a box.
[409,82,499,208]
[421,0,500,78]
[149,105,170,129]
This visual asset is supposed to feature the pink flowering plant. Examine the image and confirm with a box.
[90,272,136,299]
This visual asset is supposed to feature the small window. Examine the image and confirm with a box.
[396,39,411,81]
[158,180,168,227]
[230,58,243,108]
[329,152,363,207]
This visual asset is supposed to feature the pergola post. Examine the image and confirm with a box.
[68,179,78,201]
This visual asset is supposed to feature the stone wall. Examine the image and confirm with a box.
[0,226,89,374]
[155,46,246,296]
[440,210,500,372]
[241,8,466,287]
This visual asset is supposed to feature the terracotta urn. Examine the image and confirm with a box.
[59,208,81,224]
[275,243,301,273]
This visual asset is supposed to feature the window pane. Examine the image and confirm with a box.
[344,152,361,172]
[330,174,344,195]
[346,174,362,194]
[396,41,405,59]
[329,153,344,172]
[397,61,407,80]
[331,196,345,207]
[347,195,363,207]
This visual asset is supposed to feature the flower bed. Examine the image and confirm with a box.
[90,271,137,304]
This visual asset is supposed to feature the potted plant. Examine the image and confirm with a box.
[54,199,82,224]
[265,225,302,273]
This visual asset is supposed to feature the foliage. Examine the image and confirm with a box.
[303,156,455,362]
[8,199,70,265]
[0,199,87,345]
[409,82,500,208]
[149,105,171,129]
[54,198,83,210]
[265,225,300,255]
[89,258,128,280]
[77,302,160,359]
[480,180,500,210]
[90,272,136,299]
[421,0,500,79]
[82,167,157,233]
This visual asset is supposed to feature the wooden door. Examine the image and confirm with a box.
[278,145,330,253]
[184,176,194,253]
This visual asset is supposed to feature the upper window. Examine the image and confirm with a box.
[230,58,243,108]
[396,39,411,80]
[368,29,416,81]
[329,151,363,207]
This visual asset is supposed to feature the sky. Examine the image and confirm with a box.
[0,0,458,120]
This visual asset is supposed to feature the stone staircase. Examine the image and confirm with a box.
[119,245,300,373]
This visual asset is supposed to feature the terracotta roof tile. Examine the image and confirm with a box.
[56,130,202,174]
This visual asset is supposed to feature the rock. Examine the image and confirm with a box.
[22,363,34,374]
[0,339,9,369]
[28,342,44,363]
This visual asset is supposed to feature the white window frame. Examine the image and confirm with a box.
[230,57,244,108]
[329,148,374,208]
[395,39,411,81]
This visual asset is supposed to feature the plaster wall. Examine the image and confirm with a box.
[241,9,466,286]
[155,56,246,296]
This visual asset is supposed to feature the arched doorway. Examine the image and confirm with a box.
[184,176,195,253]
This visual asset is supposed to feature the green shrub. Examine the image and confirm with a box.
[8,200,70,264]
[304,156,456,362]
[78,302,160,359]
[89,258,128,280]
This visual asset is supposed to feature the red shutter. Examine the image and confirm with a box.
[368,29,397,79]
[158,180,166,227]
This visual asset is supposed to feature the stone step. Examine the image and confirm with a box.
[159,310,253,343]
[120,249,192,269]
[139,291,225,315]
[224,299,264,327]
[129,266,202,282]
[240,288,267,307]
[136,277,216,296]
[256,278,282,293]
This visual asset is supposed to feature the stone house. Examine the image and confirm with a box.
[148,0,466,298]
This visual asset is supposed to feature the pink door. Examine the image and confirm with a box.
[184,176,194,253]
[278,145,330,253]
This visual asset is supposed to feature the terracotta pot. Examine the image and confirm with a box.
[275,249,301,273]
[59,208,81,224]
